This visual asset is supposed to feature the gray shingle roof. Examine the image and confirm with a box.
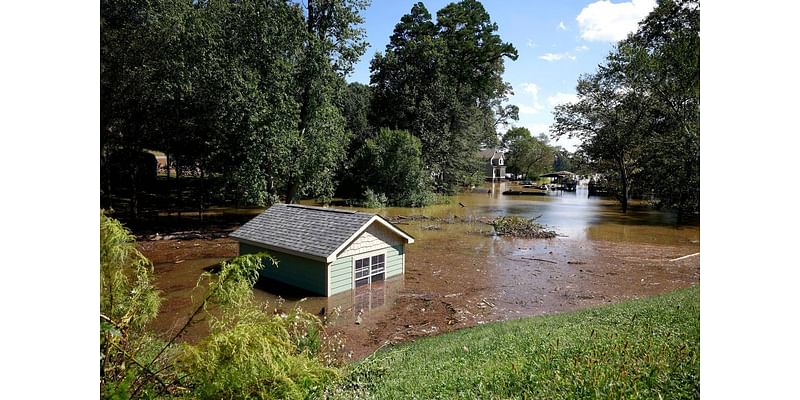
[230,204,378,260]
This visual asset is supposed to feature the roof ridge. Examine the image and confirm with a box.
[285,203,358,214]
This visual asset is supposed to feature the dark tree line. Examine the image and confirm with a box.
[552,0,699,220]
[101,0,367,217]
[101,0,520,216]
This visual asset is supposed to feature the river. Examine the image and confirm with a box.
[144,182,700,360]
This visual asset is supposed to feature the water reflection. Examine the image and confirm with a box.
[335,182,698,245]
[251,273,404,324]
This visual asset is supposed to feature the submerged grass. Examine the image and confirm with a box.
[336,287,699,399]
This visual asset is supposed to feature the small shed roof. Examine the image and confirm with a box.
[230,204,414,262]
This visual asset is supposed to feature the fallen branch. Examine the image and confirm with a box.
[669,252,700,262]
[523,257,557,264]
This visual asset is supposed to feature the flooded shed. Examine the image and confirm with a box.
[230,204,414,296]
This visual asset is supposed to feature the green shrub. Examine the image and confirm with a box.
[100,212,339,399]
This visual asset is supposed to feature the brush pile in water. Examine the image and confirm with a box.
[491,216,556,238]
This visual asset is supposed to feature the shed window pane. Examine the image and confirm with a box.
[371,260,384,274]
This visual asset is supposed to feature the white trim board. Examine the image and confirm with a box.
[327,216,414,262]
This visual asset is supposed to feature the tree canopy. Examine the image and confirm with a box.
[369,0,518,193]
[552,0,699,218]
[101,0,368,215]
[503,127,555,179]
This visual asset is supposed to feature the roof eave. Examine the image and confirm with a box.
[325,215,415,262]
[231,236,329,263]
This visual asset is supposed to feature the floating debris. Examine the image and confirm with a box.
[491,216,557,238]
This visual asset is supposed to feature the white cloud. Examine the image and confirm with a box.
[516,83,544,115]
[539,52,576,62]
[547,92,579,108]
[576,45,589,52]
[558,21,567,31]
[526,38,537,48]
[576,0,657,42]
[521,83,539,96]
[518,104,543,115]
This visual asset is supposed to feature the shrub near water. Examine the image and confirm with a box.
[338,287,700,399]
[100,211,338,399]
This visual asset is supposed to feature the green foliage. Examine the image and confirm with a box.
[552,0,699,219]
[491,216,556,238]
[503,127,555,179]
[100,211,161,330]
[177,254,339,399]
[335,287,700,399]
[101,0,368,211]
[100,213,339,399]
[552,146,574,172]
[370,0,517,193]
[355,129,434,207]
[350,188,388,208]
[100,211,162,397]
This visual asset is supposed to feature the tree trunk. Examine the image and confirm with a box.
[102,147,113,211]
[199,162,205,224]
[286,180,298,204]
[617,155,629,214]
[176,162,182,218]
[129,164,139,219]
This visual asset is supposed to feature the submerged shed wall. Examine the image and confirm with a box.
[239,243,328,296]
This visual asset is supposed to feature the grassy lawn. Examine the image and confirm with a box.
[337,286,699,399]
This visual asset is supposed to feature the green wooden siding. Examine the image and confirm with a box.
[239,243,328,296]
[385,245,404,278]
[239,242,406,297]
[329,244,405,296]
[329,256,353,296]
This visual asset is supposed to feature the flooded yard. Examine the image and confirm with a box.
[138,182,699,360]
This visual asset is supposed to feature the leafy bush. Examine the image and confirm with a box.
[100,211,162,397]
[100,212,339,399]
[362,188,388,208]
[356,129,434,207]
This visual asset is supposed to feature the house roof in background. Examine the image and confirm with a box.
[478,148,503,160]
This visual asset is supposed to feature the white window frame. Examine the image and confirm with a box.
[351,249,387,289]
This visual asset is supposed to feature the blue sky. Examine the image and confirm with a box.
[347,0,658,151]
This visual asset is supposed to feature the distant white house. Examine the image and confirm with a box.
[478,148,506,181]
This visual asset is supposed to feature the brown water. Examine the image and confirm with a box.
[145,182,700,360]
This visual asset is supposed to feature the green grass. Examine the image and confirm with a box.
[336,287,699,399]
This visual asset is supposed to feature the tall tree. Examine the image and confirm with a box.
[285,0,369,203]
[552,0,699,217]
[623,0,700,221]
[552,66,651,213]
[370,0,517,193]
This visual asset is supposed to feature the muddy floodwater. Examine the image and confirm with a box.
[139,182,699,360]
